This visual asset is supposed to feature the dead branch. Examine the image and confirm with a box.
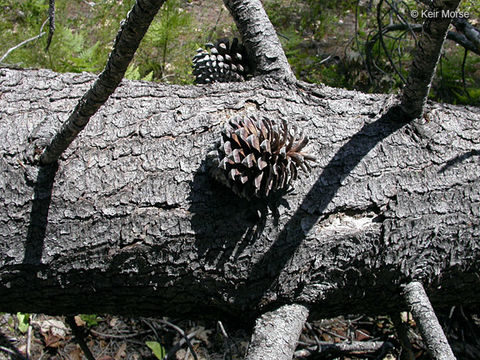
[39,0,166,165]
[403,282,456,360]
[245,304,309,360]
[45,0,55,51]
[222,0,294,80]
[294,340,393,358]
[400,0,462,119]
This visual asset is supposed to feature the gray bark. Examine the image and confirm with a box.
[400,0,461,119]
[452,17,480,54]
[403,282,456,360]
[223,0,294,80]
[40,0,166,165]
[245,304,309,360]
[0,67,479,320]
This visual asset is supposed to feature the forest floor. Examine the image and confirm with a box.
[1,308,480,359]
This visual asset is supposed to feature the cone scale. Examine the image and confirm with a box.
[209,115,316,200]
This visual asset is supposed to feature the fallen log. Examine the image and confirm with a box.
[0,67,479,321]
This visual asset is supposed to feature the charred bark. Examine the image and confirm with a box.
[0,68,479,321]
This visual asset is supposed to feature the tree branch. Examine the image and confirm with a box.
[245,304,309,360]
[45,0,55,51]
[39,0,166,165]
[403,282,456,360]
[222,0,294,80]
[399,0,461,120]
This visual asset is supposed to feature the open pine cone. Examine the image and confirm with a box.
[192,38,250,84]
[208,115,316,199]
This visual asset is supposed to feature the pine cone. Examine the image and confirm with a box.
[192,38,250,84]
[208,115,316,199]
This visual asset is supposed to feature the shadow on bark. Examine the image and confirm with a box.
[439,149,480,174]
[241,106,408,305]
[188,158,268,269]
[23,163,58,265]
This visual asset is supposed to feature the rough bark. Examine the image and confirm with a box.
[40,0,166,165]
[0,68,479,320]
[222,0,294,80]
[403,282,456,360]
[452,17,480,54]
[400,0,461,119]
[245,304,309,360]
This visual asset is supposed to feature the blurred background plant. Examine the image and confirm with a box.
[1,0,478,104]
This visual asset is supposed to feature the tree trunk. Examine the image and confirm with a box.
[0,67,479,321]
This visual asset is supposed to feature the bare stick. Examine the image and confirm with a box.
[403,281,456,360]
[0,31,46,63]
[0,345,29,360]
[376,0,407,84]
[294,340,391,358]
[399,0,461,120]
[40,0,166,165]
[222,0,294,80]
[45,0,55,51]
[65,316,96,360]
[245,304,309,360]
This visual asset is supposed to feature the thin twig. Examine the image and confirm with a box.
[208,5,224,42]
[90,328,153,339]
[156,319,198,360]
[377,0,407,84]
[294,341,392,358]
[0,345,29,360]
[26,322,33,359]
[65,316,96,360]
[165,332,197,360]
[142,318,199,360]
[461,48,471,100]
[45,0,55,51]
[305,322,323,351]
[0,32,46,64]
[217,321,233,360]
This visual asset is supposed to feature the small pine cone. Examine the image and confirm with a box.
[193,38,250,84]
[208,115,316,199]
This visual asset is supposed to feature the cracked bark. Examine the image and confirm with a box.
[0,68,479,321]
[399,0,461,119]
[40,0,166,165]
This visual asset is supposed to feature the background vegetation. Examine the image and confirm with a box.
[1,0,479,104]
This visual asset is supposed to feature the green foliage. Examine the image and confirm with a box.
[146,341,167,359]
[0,0,478,104]
[138,0,195,83]
[16,312,30,334]
[79,314,101,327]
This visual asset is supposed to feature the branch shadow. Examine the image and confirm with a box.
[438,149,480,174]
[242,106,408,303]
[23,162,58,265]
[0,329,28,360]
